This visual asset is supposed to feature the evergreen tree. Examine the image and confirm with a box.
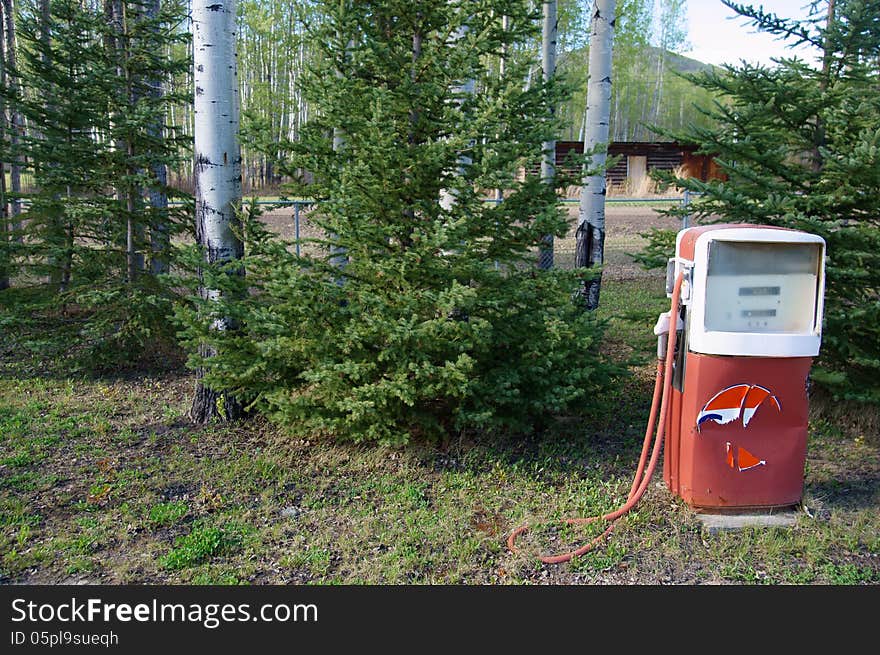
[81,0,191,354]
[3,0,23,253]
[1,0,190,366]
[0,0,9,292]
[177,0,615,444]
[650,0,880,403]
[8,0,113,293]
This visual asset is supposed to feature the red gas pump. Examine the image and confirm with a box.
[508,223,825,562]
[662,225,825,510]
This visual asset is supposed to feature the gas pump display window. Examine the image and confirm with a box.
[704,241,821,334]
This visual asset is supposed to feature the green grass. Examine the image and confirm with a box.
[148,501,189,527]
[1,264,878,584]
[161,524,230,571]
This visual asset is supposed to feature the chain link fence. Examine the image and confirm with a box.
[255,194,693,267]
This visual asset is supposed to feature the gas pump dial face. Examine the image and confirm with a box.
[704,241,821,335]
[685,229,825,358]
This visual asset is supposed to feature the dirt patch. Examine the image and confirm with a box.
[557,204,682,279]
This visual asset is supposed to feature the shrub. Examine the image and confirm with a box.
[176,1,618,443]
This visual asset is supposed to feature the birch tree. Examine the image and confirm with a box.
[575,0,615,310]
[650,0,688,128]
[190,0,244,423]
[538,0,557,270]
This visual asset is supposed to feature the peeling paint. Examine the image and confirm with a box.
[725,442,767,472]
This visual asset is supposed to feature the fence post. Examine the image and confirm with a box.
[294,202,301,257]
[682,189,691,230]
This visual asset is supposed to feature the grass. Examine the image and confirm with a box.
[1,258,878,585]
[161,523,232,571]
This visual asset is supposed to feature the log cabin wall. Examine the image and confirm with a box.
[553,141,726,190]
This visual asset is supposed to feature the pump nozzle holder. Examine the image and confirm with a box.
[654,311,684,360]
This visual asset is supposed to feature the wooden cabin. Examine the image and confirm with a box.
[554,140,725,192]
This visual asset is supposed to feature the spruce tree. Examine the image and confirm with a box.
[8,0,113,293]
[1,0,190,366]
[650,0,880,403]
[80,0,190,359]
[177,0,614,444]
[100,0,189,284]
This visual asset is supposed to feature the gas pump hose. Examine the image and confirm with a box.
[506,272,685,564]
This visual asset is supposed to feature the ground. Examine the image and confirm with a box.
[1,203,878,585]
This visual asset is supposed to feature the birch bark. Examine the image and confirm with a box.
[575,0,615,310]
[538,0,557,270]
[190,0,244,423]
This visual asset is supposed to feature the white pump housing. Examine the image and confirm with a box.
[673,227,826,358]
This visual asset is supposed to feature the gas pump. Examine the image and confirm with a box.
[661,224,825,510]
[508,223,826,563]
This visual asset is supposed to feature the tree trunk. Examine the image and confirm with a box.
[0,162,7,290]
[39,0,62,289]
[538,0,557,270]
[104,0,138,282]
[650,45,665,129]
[401,24,422,249]
[328,38,352,274]
[495,14,508,213]
[439,21,474,212]
[190,0,245,424]
[813,0,836,173]
[121,1,146,282]
[575,0,616,310]
[0,12,7,291]
[3,0,21,238]
[145,0,170,276]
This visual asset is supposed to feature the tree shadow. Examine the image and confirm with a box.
[804,474,880,512]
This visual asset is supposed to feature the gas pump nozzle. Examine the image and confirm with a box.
[654,311,684,360]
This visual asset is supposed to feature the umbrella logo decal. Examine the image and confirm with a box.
[697,383,781,430]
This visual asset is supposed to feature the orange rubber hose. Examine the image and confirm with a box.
[507,272,684,564]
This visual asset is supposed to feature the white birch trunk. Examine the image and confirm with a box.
[190,0,244,423]
[439,22,474,213]
[650,46,665,129]
[329,39,352,275]
[193,0,242,272]
[538,0,557,270]
[576,0,615,310]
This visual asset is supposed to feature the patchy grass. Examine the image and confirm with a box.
[148,500,189,527]
[1,240,878,585]
[161,522,242,571]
